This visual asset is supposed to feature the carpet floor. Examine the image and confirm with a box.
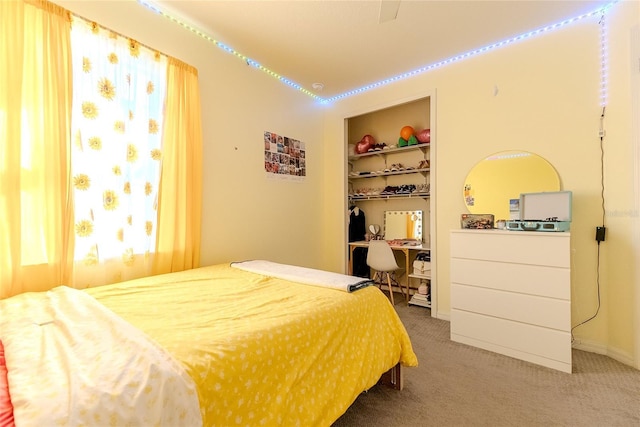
[333,300,640,427]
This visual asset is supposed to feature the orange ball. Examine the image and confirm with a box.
[400,126,414,140]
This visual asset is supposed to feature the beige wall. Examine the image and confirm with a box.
[324,2,639,367]
[54,1,329,269]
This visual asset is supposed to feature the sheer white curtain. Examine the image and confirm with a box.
[69,16,167,286]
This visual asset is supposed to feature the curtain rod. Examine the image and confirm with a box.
[40,0,197,75]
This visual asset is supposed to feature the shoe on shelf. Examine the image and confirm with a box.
[417,159,430,170]
[380,186,394,195]
[414,183,430,194]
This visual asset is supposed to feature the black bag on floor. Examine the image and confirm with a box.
[352,246,370,278]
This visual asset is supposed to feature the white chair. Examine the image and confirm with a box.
[366,240,404,305]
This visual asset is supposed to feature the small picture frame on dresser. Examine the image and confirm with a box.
[461,213,494,229]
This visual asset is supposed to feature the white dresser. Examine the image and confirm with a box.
[450,229,572,373]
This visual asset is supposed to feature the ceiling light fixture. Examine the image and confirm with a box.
[139,0,617,105]
[379,0,401,24]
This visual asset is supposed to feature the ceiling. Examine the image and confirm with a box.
[151,0,613,100]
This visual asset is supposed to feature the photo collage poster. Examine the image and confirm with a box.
[264,131,306,179]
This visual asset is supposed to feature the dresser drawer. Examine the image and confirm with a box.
[450,230,570,267]
[450,258,570,300]
[451,309,572,367]
[451,283,570,330]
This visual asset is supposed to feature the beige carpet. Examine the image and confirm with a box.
[333,301,640,427]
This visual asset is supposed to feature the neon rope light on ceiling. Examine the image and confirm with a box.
[138,0,617,104]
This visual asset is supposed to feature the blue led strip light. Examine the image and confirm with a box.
[327,1,618,103]
[139,0,618,104]
[600,12,608,107]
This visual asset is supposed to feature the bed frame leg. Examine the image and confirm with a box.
[377,363,403,390]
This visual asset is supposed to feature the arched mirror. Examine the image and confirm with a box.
[463,151,560,221]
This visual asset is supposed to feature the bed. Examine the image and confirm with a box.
[0,261,418,426]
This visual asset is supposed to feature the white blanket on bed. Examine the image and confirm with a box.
[231,260,374,292]
[0,286,202,427]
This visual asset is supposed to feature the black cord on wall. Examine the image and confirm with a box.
[571,107,606,342]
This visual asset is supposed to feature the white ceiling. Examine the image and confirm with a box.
[151,0,613,100]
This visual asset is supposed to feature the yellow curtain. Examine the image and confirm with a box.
[0,0,74,298]
[154,58,203,274]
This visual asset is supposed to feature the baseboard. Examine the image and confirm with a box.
[435,310,450,322]
[572,339,636,368]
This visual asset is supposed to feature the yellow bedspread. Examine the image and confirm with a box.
[86,263,418,426]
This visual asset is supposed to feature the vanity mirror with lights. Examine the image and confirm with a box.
[345,93,437,317]
[384,210,423,241]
